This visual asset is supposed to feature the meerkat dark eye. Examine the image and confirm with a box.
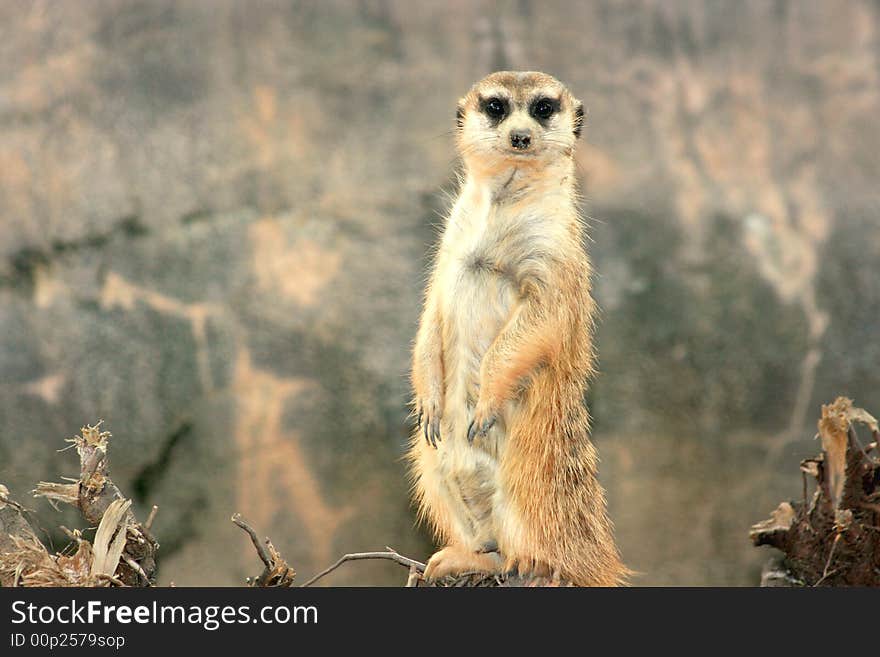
[482,97,507,121]
[530,97,557,121]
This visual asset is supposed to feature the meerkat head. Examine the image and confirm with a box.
[455,71,584,174]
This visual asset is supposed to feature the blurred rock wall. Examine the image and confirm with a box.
[1,0,878,585]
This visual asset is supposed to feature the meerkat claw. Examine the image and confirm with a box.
[467,416,495,443]
[422,412,440,448]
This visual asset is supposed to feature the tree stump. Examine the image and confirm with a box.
[750,397,880,586]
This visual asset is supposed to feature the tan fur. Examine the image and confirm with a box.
[409,71,629,586]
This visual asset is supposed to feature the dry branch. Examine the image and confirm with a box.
[301,549,425,587]
[232,514,296,587]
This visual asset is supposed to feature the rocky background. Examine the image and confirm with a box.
[1,0,878,585]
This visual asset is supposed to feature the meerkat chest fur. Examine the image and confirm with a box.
[436,176,574,450]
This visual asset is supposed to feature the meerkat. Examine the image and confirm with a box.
[408,71,628,586]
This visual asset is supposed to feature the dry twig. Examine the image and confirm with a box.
[301,550,426,587]
[232,514,296,587]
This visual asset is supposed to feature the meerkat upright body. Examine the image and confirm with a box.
[409,71,626,586]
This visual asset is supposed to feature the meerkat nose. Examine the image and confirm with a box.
[510,130,532,150]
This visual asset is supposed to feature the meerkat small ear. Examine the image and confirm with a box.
[456,101,465,129]
[573,101,584,139]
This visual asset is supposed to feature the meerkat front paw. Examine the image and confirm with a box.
[466,402,498,443]
[416,399,443,448]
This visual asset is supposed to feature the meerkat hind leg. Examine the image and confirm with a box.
[423,545,503,581]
